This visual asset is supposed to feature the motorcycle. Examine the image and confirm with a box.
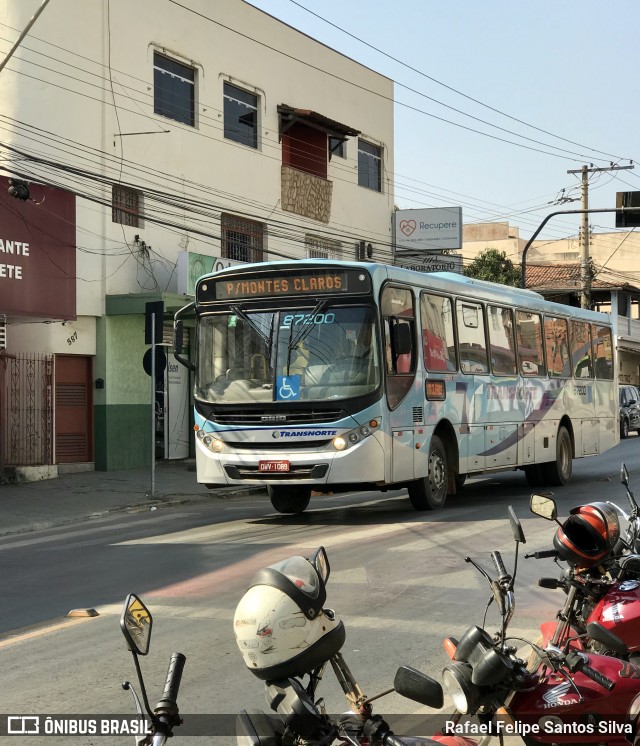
[527,462,640,659]
[440,506,640,746]
[235,547,474,746]
[120,593,186,745]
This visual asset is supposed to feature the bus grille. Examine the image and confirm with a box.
[211,409,347,425]
[230,440,333,450]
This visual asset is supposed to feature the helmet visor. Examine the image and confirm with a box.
[268,556,320,599]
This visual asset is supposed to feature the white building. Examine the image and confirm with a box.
[0,0,394,472]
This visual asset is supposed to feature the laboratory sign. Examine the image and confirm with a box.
[0,183,76,318]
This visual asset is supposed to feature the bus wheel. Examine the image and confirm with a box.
[621,417,630,439]
[268,485,311,514]
[540,426,573,486]
[408,435,448,511]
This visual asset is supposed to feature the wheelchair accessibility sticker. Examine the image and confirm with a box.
[277,375,301,400]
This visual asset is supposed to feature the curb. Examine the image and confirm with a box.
[0,486,267,539]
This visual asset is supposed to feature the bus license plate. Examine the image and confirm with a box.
[258,460,290,472]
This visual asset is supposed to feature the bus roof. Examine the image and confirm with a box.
[200,259,611,324]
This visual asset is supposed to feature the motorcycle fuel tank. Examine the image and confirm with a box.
[587,579,640,653]
[509,652,640,744]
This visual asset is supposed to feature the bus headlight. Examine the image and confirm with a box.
[197,430,224,453]
[333,420,380,451]
[333,436,347,451]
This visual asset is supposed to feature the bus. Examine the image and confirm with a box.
[173,260,617,514]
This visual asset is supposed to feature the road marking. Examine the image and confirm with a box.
[94,601,538,642]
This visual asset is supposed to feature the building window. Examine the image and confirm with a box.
[221,214,264,263]
[224,82,258,148]
[329,136,345,159]
[358,139,382,192]
[153,52,195,126]
[112,185,141,227]
[305,234,342,259]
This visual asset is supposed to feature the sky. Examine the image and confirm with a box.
[247,0,640,244]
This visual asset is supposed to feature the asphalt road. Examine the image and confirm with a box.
[1,437,639,744]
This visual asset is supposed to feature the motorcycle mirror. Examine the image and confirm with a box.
[310,547,330,584]
[530,494,557,521]
[120,593,153,656]
[508,506,526,544]
[586,621,628,656]
[393,665,444,709]
[621,463,630,488]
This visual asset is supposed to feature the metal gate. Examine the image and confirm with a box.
[1,353,53,466]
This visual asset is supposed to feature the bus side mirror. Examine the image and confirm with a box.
[393,323,412,356]
[173,320,195,372]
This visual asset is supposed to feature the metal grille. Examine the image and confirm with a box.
[412,406,423,423]
[305,234,342,260]
[210,408,347,425]
[0,315,5,350]
[221,213,264,263]
[112,185,141,227]
[2,353,53,466]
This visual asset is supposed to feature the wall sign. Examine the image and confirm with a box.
[0,184,76,318]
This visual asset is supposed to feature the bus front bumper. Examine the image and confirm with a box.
[195,434,386,486]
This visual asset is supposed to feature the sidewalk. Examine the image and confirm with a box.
[0,460,266,537]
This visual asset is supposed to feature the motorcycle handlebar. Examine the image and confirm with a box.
[491,551,509,583]
[362,716,406,746]
[580,663,615,692]
[154,652,186,717]
[525,549,559,559]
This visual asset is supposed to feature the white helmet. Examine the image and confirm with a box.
[233,553,345,680]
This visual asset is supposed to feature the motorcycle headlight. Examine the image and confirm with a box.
[442,663,476,714]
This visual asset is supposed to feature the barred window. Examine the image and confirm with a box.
[112,185,141,227]
[221,214,264,263]
[305,234,342,260]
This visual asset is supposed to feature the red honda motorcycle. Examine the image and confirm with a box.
[527,463,640,661]
[440,506,640,746]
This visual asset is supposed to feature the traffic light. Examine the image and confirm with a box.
[7,179,30,201]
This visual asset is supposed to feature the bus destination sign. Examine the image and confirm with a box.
[198,269,371,302]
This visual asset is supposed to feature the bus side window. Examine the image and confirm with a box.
[544,316,571,378]
[381,286,416,409]
[516,310,545,376]
[570,320,593,378]
[592,324,613,380]
[421,293,456,372]
[456,301,488,374]
[488,305,516,376]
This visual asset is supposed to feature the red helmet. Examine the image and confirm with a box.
[553,502,620,568]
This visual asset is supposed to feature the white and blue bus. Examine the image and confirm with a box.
[173,260,617,514]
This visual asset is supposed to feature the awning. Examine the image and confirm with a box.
[277,104,360,143]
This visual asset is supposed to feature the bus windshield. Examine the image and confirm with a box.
[195,305,380,403]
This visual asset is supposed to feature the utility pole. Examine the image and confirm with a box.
[567,163,634,308]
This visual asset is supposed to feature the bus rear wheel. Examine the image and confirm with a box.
[268,485,311,514]
[540,426,572,486]
[408,435,448,511]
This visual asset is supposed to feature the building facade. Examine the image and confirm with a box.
[0,0,394,474]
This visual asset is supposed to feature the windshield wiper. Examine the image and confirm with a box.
[230,304,271,348]
[286,299,328,375]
